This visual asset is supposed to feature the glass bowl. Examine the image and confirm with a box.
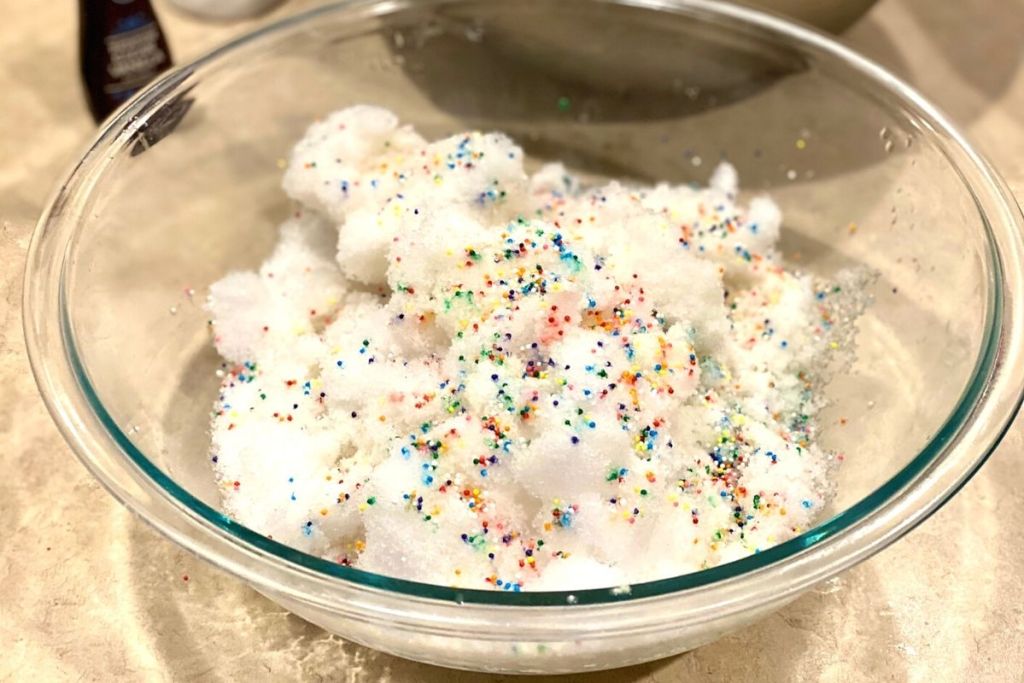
[23,0,1024,674]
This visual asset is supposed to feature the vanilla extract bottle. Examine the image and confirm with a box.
[79,0,173,122]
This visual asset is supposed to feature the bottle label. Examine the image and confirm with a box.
[103,22,167,92]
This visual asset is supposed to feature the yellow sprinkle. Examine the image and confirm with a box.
[795,138,807,150]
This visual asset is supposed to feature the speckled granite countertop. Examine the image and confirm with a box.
[1,1,1022,680]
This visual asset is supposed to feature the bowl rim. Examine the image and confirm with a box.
[23,0,1024,617]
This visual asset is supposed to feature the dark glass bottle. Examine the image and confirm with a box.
[79,0,173,122]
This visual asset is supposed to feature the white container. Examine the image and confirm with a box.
[166,0,286,21]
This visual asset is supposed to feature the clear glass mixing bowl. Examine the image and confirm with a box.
[23,0,1024,674]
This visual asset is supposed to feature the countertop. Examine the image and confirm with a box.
[1,0,1022,680]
